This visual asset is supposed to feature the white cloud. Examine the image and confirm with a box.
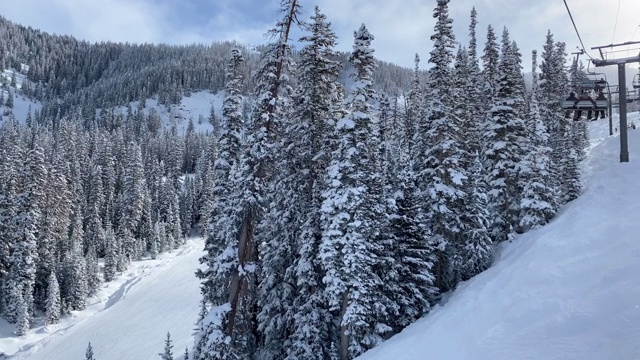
[0,0,169,44]
[2,0,640,75]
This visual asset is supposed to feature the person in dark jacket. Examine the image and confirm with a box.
[574,90,596,120]
[594,90,607,119]
[565,92,577,119]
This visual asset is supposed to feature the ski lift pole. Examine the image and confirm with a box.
[591,41,640,162]
[618,63,629,162]
[608,82,613,136]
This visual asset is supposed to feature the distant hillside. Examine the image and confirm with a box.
[0,16,415,120]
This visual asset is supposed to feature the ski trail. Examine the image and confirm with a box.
[11,238,204,360]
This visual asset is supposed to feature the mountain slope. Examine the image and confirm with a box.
[357,115,640,360]
[5,238,204,360]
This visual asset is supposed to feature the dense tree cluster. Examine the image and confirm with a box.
[193,1,585,359]
[0,104,215,333]
[0,1,585,358]
[0,15,413,123]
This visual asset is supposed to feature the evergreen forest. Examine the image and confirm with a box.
[0,0,590,359]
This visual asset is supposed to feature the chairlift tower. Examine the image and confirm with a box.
[591,41,640,163]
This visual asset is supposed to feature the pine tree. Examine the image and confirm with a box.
[3,144,43,324]
[405,53,422,157]
[483,29,528,242]
[320,23,390,359]
[415,0,467,292]
[385,173,436,330]
[103,223,118,282]
[449,45,493,284]
[194,30,253,360]
[121,141,146,260]
[160,332,174,360]
[5,87,13,108]
[86,342,95,360]
[0,139,22,319]
[85,165,105,254]
[85,245,101,297]
[45,271,61,325]
[62,240,88,311]
[15,293,29,336]
[208,103,220,136]
[466,7,485,152]
[481,25,500,102]
[258,6,342,360]
[538,32,564,211]
[519,50,556,231]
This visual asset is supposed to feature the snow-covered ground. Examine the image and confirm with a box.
[0,237,203,360]
[110,90,226,135]
[0,69,42,125]
[358,113,640,359]
[0,72,225,136]
[1,108,638,359]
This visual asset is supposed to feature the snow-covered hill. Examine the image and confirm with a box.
[1,238,203,359]
[0,66,225,136]
[0,69,42,124]
[111,90,226,135]
[2,108,638,359]
[357,114,640,360]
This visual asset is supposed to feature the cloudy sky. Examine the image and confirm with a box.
[1,0,639,77]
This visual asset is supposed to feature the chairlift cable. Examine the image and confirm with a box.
[562,0,594,59]
[611,0,622,44]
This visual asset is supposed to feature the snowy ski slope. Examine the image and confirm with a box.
[2,112,639,360]
[1,238,203,359]
[358,113,640,360]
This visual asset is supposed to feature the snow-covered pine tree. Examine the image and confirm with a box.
[5,87,13,108]
[466,7,485,153]
[193,41,251,360]
[519,50,556,231]
[573,119,589,163]
[179,176,195,237]
[259,6,342,360]
[415,0,468,292]
[103,223,118,282]
[85,165,105,254]
[85,342,95,360]
[4,144,44,325]
[483,29,529,242]
[45,271,61,325]
[121,141,146,260]
[481,24,500,103]
[0,139,23,320]
[15,292,29,336]
[449,46,493,284]
[160,332,174,360]
[62,226,88,311]
[384,167,436,330]
[546,40,581,203]
[405,53,422,157]
[85,245,101,297]
[33,146,71,310]
[320,23,390,359]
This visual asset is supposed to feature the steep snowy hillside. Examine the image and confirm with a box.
[0,75,225,136]
[1,238,203,360]
[111,90,226,135]
[358,114,640,360]
[0,69,42,124]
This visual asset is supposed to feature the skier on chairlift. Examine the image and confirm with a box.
[574,90,596,120]
[594,90,607,119]
[565,91,577,119]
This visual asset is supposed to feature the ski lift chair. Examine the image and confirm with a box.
[633,74,640,89]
